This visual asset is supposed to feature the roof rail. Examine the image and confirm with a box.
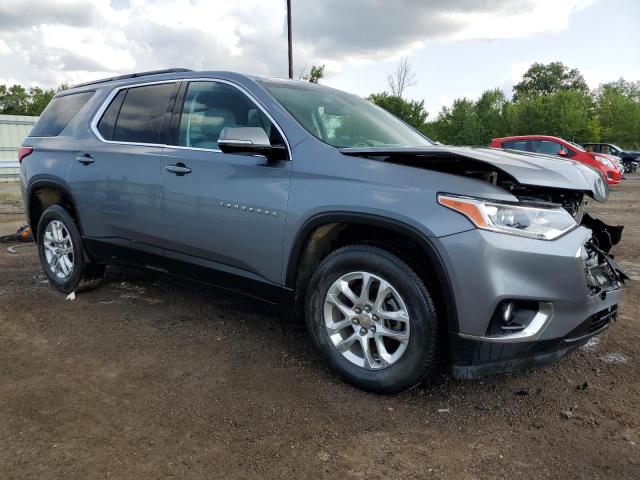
[71,68,193,89]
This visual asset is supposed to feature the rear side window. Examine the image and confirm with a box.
[30,91,94,137]
[502,140,527,151]
[99,83,175,144]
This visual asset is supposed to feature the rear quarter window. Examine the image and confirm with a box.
[29,91,94,137]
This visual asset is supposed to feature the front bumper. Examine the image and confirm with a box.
[450,304,619,379]
[433,226,624,378]
[607,169,622,184]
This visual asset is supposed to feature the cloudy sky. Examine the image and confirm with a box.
[0,0,638,114]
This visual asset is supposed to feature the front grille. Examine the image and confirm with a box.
[587,306,617,334]
[566,306,617,343]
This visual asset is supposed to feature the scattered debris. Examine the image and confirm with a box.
[437,408,450,414]
[576,382,589,391]
[618,261,640,282]
[599,353,628,365]
[7,244,34,254]
[0,224,33,243]
[514,389,529,396]
[317,451,330,462]
[561,410,573,419]
[65,292,76,301]
[621,429,638,445]
[581,337,601,353]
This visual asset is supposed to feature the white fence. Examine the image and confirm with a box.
[0,114,39,179]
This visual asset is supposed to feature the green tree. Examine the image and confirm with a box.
[431,98,482,146]
[26,87,56,116]
[368,92,428,130]
[0,83,65,116]
[513,62,588,101]
[475,88,508,144]
[509,89,599,142]
[0,84,30,115]
[304,65,325,83]
[594,79,640,149]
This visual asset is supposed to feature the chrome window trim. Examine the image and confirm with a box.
[89,77,292,159]
[89,79,177,148]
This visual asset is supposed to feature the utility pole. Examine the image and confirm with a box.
[287,0,293,79]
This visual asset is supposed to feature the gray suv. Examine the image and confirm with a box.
[20,69,625,393]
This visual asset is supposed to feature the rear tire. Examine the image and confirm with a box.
[305,244,439,394]
[36,205,104,294]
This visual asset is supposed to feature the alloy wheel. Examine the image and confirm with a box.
[323,271,410,370]
[43,219,74,279]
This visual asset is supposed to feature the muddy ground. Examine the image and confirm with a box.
[0,178,638,479]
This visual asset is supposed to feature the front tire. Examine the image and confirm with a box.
[37,205,104,294]
[305,245,439,394]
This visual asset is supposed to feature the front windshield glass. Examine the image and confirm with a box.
[568,141,587,152]
[262,81,433,148]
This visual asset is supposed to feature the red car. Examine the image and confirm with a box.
[491,135,622,185]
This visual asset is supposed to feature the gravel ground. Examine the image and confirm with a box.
[0,178,639,479]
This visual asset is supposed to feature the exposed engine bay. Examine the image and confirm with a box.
[341,148,628,288]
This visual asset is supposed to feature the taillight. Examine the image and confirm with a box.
[18,147,33,163]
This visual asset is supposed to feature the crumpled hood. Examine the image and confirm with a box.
[340,145,609,202]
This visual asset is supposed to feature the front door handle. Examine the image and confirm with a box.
[76,154,94,165]
[165,163,192,176]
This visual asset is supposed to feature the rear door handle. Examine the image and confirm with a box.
[76,154,94,165]
[165,163,191,176]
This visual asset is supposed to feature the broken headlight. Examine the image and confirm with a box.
[438,194,577,240]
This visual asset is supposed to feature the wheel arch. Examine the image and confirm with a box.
[285,212,459,332]
[26,178,84,242]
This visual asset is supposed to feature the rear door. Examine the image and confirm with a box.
[160,80,291,296]
[67,81,178,260]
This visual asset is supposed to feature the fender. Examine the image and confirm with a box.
[285,211,459,332]
[26,176,85,237]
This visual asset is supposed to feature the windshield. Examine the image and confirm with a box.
[262,81,433,148]
[568,141,587,152]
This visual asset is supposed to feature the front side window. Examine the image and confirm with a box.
[531,140,570,156]
[178,81,282,150]
[601,144,615,155]
[502,140,527,151]
[109,83,175,144]
[262,81,432,148]
[30,91,94,137]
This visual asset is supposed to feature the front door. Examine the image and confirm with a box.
[161,81,291,296]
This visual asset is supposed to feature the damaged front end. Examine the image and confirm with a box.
[341,145,626,273]
[340,145,627,378]
[582,240,628,296]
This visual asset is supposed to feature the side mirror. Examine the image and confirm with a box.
[557,149,567,157]
[218,127,287,161]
